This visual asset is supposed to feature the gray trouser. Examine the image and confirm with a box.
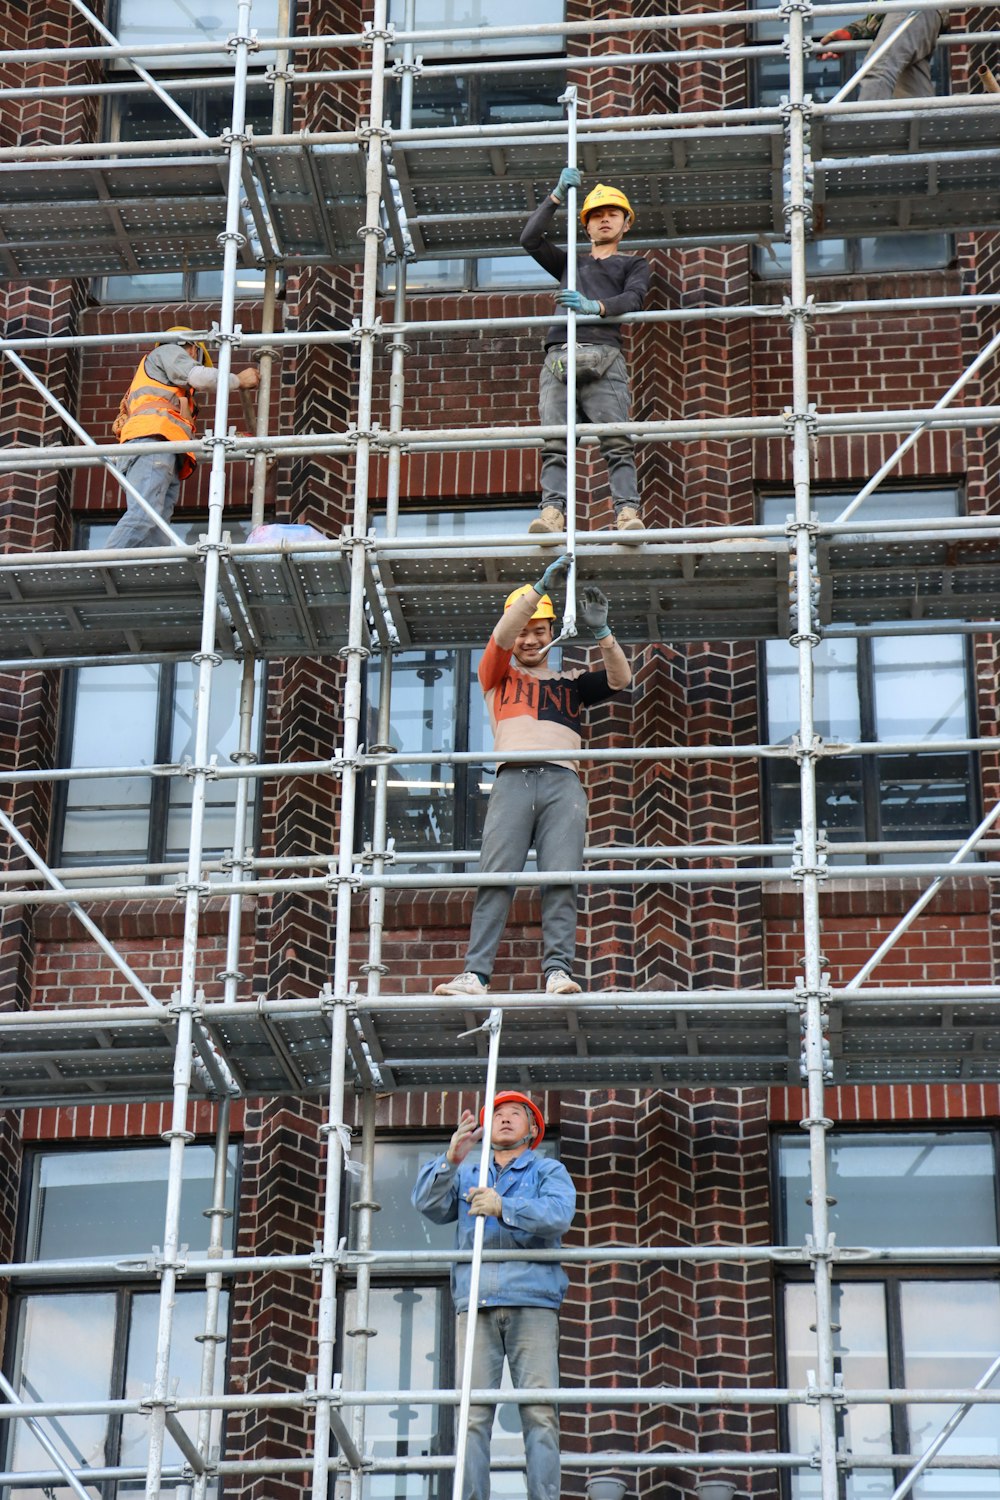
[106,441,182,549]
[465,765,587,980]
[538,348,639,514]
[456,1308,561,1500]
[856,8,945,100]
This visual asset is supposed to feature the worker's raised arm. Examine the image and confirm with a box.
[520,189,569,280]
[579,585,632,690]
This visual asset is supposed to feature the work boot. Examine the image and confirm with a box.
[434,972,489,997]
[545,970,582,995]
[615,505,644,535]
[528,505,566,544]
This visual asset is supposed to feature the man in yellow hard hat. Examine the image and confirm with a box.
[107,326,259,548]
[434,554,632,998]
[520,174,650,536]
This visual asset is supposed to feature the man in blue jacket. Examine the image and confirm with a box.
[411,1091,576,1500]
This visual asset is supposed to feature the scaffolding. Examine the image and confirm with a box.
[2,1,1000,1498]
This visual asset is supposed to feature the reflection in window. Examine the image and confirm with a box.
[54,524,264,881]
[386,0,564,56]
[777,1132,999,1249]
[113,0,282,68]
[761,490,976,862]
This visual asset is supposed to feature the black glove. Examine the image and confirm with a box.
[579,584,611,640]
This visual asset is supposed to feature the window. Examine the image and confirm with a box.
[112,0,284,69]
[342,1133,560,1500]
[761,489,978,863]
[776,1130,1000,1500]
[52,523,265,882]
[751,0,951,278]
[362,506,538,871]
[4,1144,238,1500]
[380,256,551,295]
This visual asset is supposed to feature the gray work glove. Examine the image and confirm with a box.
[580,584,612,640]
[551,167,581,203]
[533,553,572,597]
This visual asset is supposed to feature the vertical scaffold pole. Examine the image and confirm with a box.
[191,1100,232,1500]
[783,2,839,1497]
[145,4,254,1498]
[452,1008,505,1500]
[344,1090,379,1500]
[311,0,392,1495]
[559,83,579,639]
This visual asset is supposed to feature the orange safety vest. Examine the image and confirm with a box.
[115,355,199,482]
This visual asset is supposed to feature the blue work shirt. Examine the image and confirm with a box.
[411,1147,577,1314]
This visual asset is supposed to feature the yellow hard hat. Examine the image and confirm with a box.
[504,584,556,621]
[581,184,635,230]
[162,325,214,368]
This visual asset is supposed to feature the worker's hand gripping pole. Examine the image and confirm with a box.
[558,84,579,645]
[451,1007,504,1500]
[829,11,918,102]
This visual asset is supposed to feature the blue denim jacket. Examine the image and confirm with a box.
[411,1148,576,1313]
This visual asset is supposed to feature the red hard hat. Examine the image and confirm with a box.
[480,1091,545,1146]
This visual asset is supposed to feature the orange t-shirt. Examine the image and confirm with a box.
[478,636,621,774]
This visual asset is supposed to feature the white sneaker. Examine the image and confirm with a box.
[545,970,582,995]
[434,972,489,997]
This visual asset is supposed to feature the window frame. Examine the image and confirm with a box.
[50,520,267,881]
[758,486,981,863]
[773,1125,1000,1500]
[2,1141,240,1500]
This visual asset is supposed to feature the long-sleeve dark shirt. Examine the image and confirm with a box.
[520,196,650,350]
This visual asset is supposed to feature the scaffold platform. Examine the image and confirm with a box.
[1,104,997,279]
[2,531,998,664]
[1,991,998,1107]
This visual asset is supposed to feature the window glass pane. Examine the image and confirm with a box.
[7,1292,118,1500]
[785,1281,894,1499]
[901,1281,1000,1498]
[859,233,951,273]
[193,266,269,299]
[766,637,860,742]
[115,0,282,67]
[366,650,459,857]
[875,752,975,848]
[119,1290,229,1497]
[61,663,159,864]
[28,1144,238,1262]
[478,255,549,288]
[873,636,967,744]
[348,1140,455,1257]
[343,1284,450,1500]
[98,272,187,302]
[387,0,564,56]
[778,1132,998,1248]
[757,238,850,279]
[383,259,467,293]
[166,658,262,862]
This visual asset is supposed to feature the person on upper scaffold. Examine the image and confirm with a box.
[520,174,651,538]
[818,0,948,100]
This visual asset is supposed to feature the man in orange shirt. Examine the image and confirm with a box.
[108,326,259,548]
[435,555,631,998]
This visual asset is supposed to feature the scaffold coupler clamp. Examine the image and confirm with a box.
[226,27,261,54]
[362,20,396,44]
[351,314,384,344]
[392,53,424,80]
[782,292,816,334]
[458,1006,504,1039]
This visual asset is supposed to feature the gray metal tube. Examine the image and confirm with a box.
[0,1371,96,1500]
[191,1101,233,1500]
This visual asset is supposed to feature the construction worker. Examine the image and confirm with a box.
[520,173,650,537]
[819,3,948,99]
[411,1092,576,1500]
[434,555,632,997]
[107,327,259,548]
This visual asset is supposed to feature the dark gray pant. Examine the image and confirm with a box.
[106,441,182,549]
[465,766,587,980]
[856,7,945,100]
[538,348,639,515]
